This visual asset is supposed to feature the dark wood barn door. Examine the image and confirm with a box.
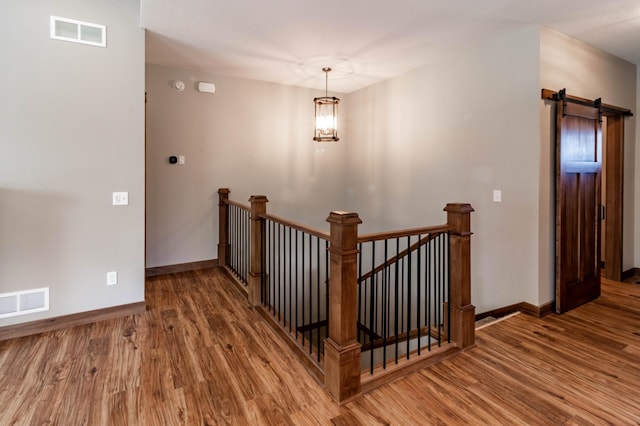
[555,101,602,313]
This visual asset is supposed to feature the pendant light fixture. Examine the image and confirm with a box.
[313,67,339,142]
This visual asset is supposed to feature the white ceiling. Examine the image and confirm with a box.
[141,0,640,93]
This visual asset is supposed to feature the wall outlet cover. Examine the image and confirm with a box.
[113,192,129,205]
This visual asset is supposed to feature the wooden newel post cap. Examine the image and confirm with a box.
[218,188,230,205]
[444,203,474,236]
[248,195,269,204]
[443,203,474,214]
[326,211,362,226]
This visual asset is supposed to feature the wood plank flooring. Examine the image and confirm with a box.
[2,269,640,424]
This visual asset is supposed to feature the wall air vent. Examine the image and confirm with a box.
[0,288,49,318]
[50,16,106,47]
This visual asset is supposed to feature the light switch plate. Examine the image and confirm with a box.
[107,271,117,286]
[493,190,502,203]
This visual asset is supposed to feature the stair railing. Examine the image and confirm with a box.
[357,225,452,374]
[218,188,474,403]
[218,189,251,286]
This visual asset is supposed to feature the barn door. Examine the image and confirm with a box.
[555,95,602,314]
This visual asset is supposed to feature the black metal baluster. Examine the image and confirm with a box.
[241,208,245,280]
[268,221,276,313]
[440,233,445,345]
[406,235,412,360]
[242,209,245,281]
[239,207,242,278]
[230,206,234,275]
[436,233,441,346]
[279,223,283,319]
[301,230,306,347]
[261,217,266,304]
[394,237,400,364]
[369,241,375,374]
[288,227,292,332]
[357,242,363,344]
[316,236,321,361]
[295,229,299,339]
[271,221,275,314]
[237,206,240,277]
[446,232,451,343]
[308,233,312,354]
[282,225,287,327]
[364,245,369,346]
[230,205,234,275]
[280,224,287,322]
[427,234,431,352]
[417,234,422,355]
[399,255,404,335]
[231,205,235,275]
[235,206,239,277]
[266,220,271,307]
[324,238,329,356]
[382,239,388,369]
[245,209,249,282]
[277,222,280,318]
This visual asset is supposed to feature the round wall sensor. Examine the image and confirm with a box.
[174,80,185,91]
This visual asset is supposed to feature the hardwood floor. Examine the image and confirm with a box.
[2,269,640,424]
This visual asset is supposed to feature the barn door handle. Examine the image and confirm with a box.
[600,205,605,221]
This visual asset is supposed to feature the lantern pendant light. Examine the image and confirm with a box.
[313,67,339,142]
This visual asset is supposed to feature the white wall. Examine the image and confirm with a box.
[0,0,145,326]
[145,65,348,267]
[345,26,542,314]
[539,28,637,301]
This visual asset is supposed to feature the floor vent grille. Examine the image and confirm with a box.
[0,288,49,319]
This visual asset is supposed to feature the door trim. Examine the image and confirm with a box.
[604,116,624,281]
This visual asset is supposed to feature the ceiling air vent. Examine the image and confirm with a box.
[0,288,49,319]
[50,16,106,47]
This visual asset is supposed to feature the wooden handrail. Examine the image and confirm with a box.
[358,223,452,243]
[226,199,250,211]
[358,232,445,283]
[260,212,330,240]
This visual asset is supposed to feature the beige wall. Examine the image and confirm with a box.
[345,26,542,313]
[145,65,348,267]
[0,0,145,326]
[539,28,637,303]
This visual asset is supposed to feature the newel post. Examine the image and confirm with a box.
[218,188,230,267]
[445,203,475,349]
[248,195,268,306]
[324,211,362,403]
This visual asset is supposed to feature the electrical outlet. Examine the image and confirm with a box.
[107,271,118,286]
[493,190,502,203]
[113,192,129,205]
